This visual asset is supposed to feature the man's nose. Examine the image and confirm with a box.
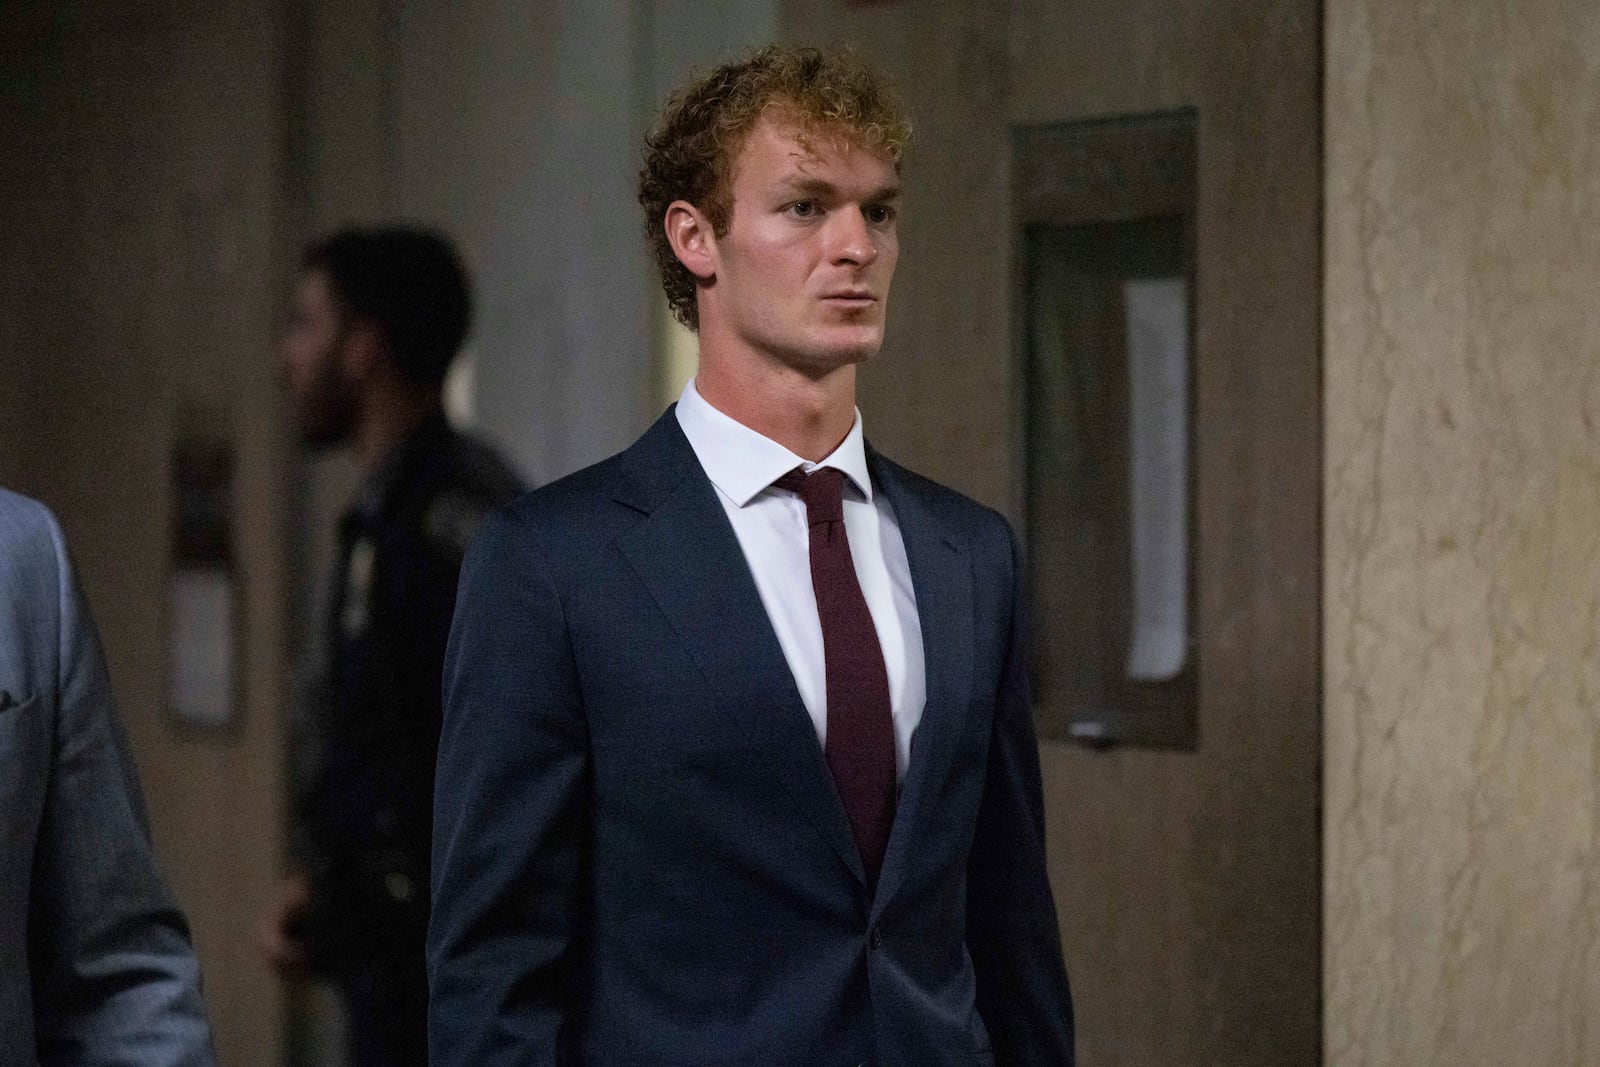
[828,209,878,267]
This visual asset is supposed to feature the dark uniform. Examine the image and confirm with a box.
[292,411,523,1067]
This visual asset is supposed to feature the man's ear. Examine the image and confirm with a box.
[339,318,385,381]
[664,200,717,281]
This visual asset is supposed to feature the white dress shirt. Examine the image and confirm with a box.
[675,378,927,779]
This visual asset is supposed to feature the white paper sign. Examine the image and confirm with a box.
[169,567,234,728]
[1123,277,1189,682]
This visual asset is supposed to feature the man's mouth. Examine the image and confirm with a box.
[821,289,877,309]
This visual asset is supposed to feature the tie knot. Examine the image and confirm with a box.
[774,466,845,526]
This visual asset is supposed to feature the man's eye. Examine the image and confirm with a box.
[866,205,896,225]
[786,201,817,218]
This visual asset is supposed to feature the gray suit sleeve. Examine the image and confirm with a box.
[26,507,218,1067]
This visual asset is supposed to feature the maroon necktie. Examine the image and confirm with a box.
[774,466,896,885]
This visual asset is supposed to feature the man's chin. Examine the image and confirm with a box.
[826,335,884,366]
[295,418,351,451]
[808,323,885,364]
[785,345,879,380]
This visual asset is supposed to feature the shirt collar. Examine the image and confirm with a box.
[674,377,874,507]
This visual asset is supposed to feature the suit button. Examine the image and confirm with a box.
[868,925,883,950]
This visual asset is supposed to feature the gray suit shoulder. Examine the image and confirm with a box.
[0,487,65,571]
[0,489,68,666]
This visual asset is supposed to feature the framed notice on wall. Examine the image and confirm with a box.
[166,405,240,733]
[1014,111,1199,751]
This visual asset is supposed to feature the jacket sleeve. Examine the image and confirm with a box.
[965,519,1075,1065]
[28,509,217,1067]
[429,510,588,1065]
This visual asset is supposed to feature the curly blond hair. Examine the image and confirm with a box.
[638,45,912,331]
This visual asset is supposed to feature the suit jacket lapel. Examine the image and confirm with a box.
[615,411,868,887]
[869,449,974,912]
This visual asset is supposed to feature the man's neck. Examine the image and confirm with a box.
[354,390,442,471]
[695,351,858,463]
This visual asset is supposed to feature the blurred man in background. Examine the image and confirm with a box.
[258,227,524,1067]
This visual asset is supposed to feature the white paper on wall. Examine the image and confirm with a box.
[169,567,234,728]
[1123,277,1189,682]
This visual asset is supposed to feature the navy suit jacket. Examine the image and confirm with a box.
[429,410,1073,1066]
[0,489,216,1066]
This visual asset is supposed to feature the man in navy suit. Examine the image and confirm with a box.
[429,45,1074,1065]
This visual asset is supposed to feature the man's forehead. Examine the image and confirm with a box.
[734,110,897,181]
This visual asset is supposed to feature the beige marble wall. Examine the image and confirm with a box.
[1325,3,1600,1063]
